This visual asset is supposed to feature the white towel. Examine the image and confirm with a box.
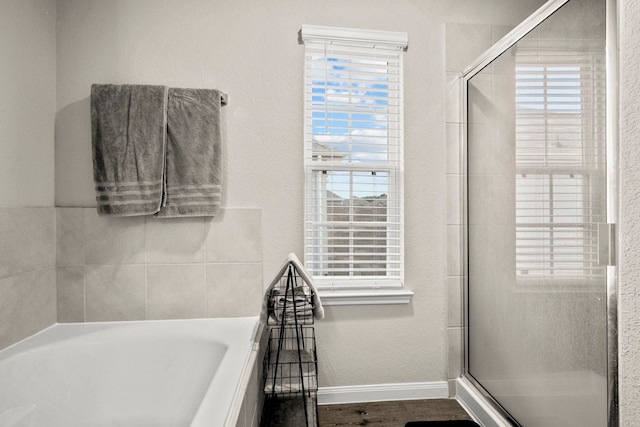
[260,253,324,324]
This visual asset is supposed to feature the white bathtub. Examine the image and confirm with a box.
[0,317,260,427]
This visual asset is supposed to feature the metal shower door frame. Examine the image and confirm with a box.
[459,0,619,425]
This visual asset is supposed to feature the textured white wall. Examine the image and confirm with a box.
[618,0,640,423]
[0,0,56,207]
[55,0,544,388]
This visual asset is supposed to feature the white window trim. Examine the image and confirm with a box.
[318,288,414,306]
[300,25,408,50]
[300,25,411,305]
[316,278,412,305]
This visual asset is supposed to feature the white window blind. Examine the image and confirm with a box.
[515,41,606,282]
[300,25,407,286]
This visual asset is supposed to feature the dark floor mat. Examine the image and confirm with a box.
[405,421,480,427]
[262,396,317,427]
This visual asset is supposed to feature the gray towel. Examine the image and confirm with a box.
[156,88,223,217]
[90,84,168,216]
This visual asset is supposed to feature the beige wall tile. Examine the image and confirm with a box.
[447,326,462,379]
[492,26,516,76]
[206,263,263,317]
[447,225,462,277]
[447,276,463,328]
[446,72,462,124]
[205,209,262,263]
[467,74,495,125]
[57,207,84,266]
[467,123,493,176]
[446,123,462,175]
[57,266,85,323]
[85,265,146,321]
[0,268,56,350]
[0,207,55,278]
[468,123,516,177]
[446,174,462,226]
[83,208,145,265]
[145,217,206,264]
[147,264,206,320]
[493,73,516,121]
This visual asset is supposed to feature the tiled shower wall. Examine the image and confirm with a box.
[445,22,513,394]
[56,207,263,323]
[0,207,57,350]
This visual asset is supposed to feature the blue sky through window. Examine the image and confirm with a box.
[310,54,395,199]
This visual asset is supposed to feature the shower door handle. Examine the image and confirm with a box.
[597,223,616,266]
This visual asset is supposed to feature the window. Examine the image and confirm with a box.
[300,25,409,300]
[514,42,606,283]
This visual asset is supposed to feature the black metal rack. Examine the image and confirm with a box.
[261,264,319,427]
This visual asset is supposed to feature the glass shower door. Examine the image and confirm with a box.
[465,0,609,425]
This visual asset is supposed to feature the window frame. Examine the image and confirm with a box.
[300,25,412,304]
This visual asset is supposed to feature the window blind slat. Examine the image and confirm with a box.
[515,44,606,281]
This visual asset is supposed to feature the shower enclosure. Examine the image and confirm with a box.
[462,0,617,425]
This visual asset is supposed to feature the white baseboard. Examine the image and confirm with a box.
[455,377,511,427]
[317,381,449,405]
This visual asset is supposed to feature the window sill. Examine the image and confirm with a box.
[317,288,414,306]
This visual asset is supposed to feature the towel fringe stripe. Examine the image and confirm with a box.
[159,200,222,207]
[96,199,161,206]
[94,180,163,187]
[166,184,221,191]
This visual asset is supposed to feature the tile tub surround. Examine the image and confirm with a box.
[0,207,57,350]
[1,207,56,278]
[56,207,264,323]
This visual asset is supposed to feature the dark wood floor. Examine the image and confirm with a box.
[318,399,473,427]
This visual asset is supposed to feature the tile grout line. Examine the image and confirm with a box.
[144,216,148,320]
[203,217,208,317]
[82,208,87,322]
[54,208,58,324]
